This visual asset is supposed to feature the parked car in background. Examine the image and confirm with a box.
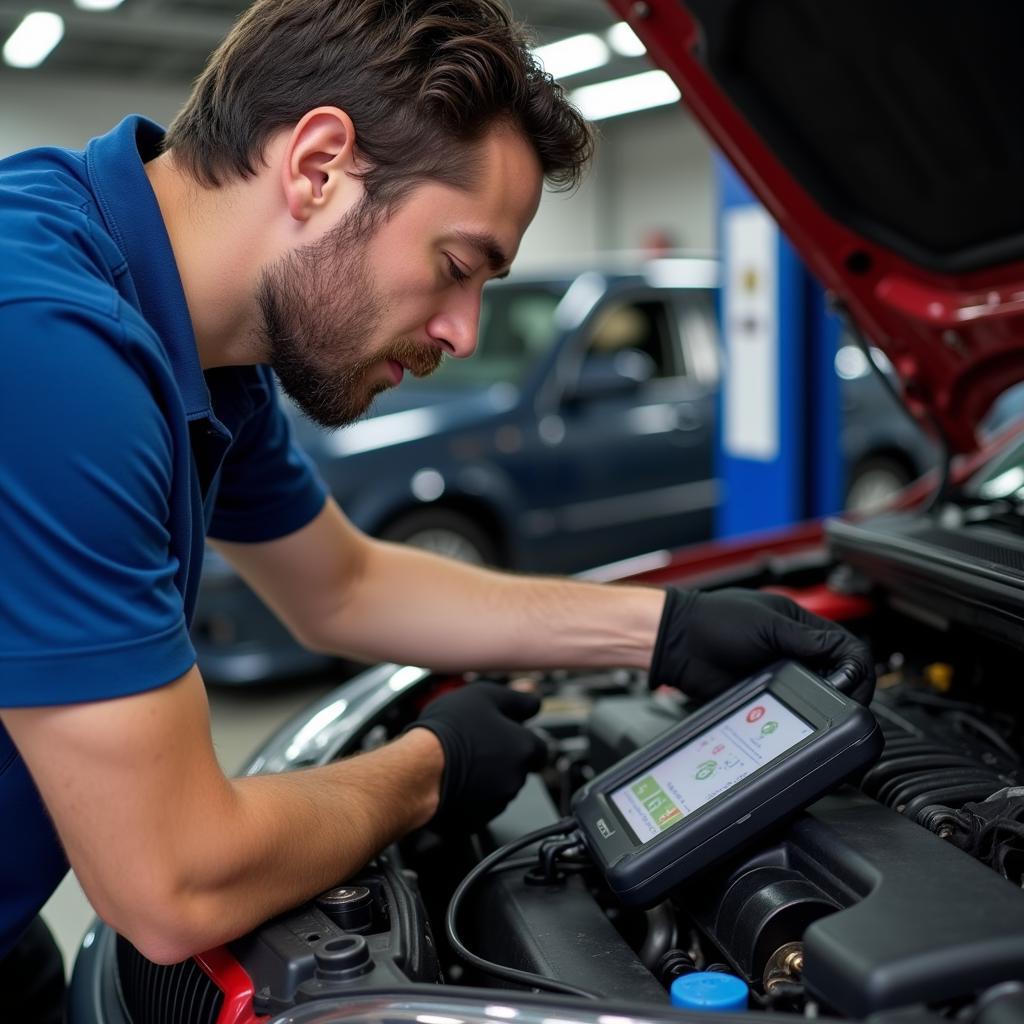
[193,257,939,683]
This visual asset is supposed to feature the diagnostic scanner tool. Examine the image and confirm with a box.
[572,661,882,908]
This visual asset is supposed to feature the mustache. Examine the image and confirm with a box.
[381,338,444,378]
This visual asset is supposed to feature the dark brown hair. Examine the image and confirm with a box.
[165,0,594,207]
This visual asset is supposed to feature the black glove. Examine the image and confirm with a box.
[650,587,875,705]
[408,682,548,832]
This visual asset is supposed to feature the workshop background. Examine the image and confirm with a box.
[0,0,929,974]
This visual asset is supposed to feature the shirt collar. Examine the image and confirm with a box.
[85,116,213,420]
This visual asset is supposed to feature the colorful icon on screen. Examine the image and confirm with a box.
[657,805,683,829]
[632,776,660,800]
[746,706,766,723]
[695,760,717,781]
[761,721,778,735]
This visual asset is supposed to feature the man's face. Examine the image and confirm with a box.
[258,126,543,429]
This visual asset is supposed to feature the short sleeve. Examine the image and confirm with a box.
[207,376,328,543]
[0,301,196,706]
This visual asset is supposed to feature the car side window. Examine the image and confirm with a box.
[507,293,562,359]
[417,285,562,387]
[675,290,720,386]
[583,299,680,381]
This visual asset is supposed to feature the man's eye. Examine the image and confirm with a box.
[445,255,470,284]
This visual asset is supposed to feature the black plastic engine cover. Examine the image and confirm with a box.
[473,776,668,1004]
[231,858,440,1015]
[686,789,1024,1017]
[800,792,1024,1016]
[586,695,683,775]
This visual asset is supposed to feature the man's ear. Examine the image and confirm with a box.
[281,107,362,223]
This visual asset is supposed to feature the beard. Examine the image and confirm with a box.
[256,203,443,429]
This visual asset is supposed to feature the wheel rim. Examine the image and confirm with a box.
[846,468,908,513]
[404,528,486,564]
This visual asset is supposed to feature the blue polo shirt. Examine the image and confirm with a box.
[0,117,328,956]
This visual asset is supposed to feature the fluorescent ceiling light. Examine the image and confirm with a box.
[570,69,681,121]
[73,0,126,9]
[606,22,647,57]
[533,32,609,80]
[3,12,64,69]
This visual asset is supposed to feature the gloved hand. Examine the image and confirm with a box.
[408,682,548,832]
[649,587,875,705]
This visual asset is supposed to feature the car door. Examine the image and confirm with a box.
[527,285,721,571]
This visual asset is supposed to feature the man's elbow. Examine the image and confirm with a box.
[92,883,227,966]
[121,927,205,968]
[289,619,350,659]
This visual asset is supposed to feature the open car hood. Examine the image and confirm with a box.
[607,0,1024,453]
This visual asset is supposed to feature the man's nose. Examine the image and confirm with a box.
[426,293,481,359]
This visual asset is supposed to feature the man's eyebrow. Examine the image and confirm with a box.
[454,230,512,278]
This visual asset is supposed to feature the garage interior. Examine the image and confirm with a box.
[3,2,1023,1020]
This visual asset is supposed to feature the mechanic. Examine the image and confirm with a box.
[0,0,872,1016]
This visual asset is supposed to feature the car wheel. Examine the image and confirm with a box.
[380,508,500,566]
[845,456,914,513]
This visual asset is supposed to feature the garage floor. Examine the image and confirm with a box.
[40,673,340,976]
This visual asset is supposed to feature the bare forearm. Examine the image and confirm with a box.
[311,538,667,673]
[213,501,666,673]
[107,728,442,963]
[4,667,444,966]
[183,729,436,942]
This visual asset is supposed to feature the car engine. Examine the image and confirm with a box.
[82,578,1024,1024]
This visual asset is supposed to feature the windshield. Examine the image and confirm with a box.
[404,282,567,388]
[964,384,1024,492]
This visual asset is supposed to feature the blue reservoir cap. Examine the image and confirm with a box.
[670,972,749,1012]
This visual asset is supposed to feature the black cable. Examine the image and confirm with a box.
[872,699,930,738]
[894,689,993,715]
[840,309,954,514]
[537,836,584,882]
[947,711,1022,765]
[445,818,598,1000]
[890,689,1019,764]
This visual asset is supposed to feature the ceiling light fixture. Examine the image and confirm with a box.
[73,0,127,10]
[3,12,64,69]
[569,69,681,121]
[533,32,610,80]
[606,22,647,58]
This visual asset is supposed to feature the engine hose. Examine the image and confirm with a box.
[917,804,960,833]
[902,783,1007,821]
[656,949,698,987]
[884,769,1002,809]
[866,752,978,791]
[640,901,679,972]
[870,759,981,802]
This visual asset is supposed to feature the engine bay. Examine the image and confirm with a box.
[96,565,1024,1024]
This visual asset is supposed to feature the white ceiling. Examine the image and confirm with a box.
[0,0,624,85]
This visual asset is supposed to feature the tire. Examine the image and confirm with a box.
[379,507,500,566]
[845,455,914,514]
